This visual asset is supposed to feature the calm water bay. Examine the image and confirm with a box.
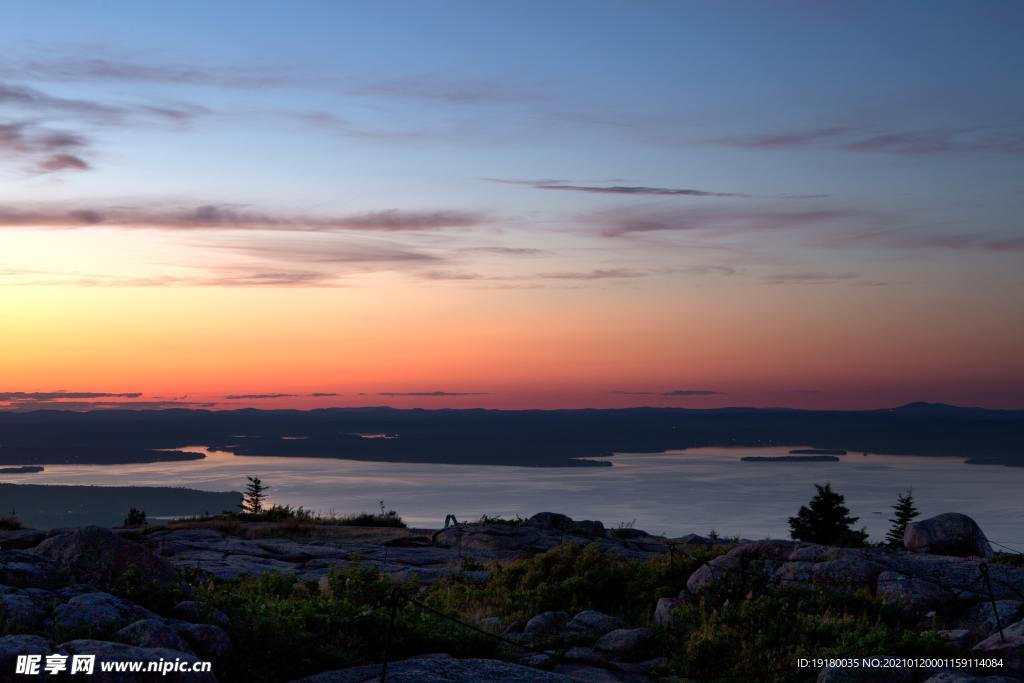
[3,446,1022,547]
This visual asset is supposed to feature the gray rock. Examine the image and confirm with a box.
[924,673,1020,682]
[516,651,555,669]
[614,656,668,676]
[685,554,745,595]
[0,529,48,550]
[731,539,798,561]
[32,526,180,592]
[812,557,885,589]
[876,571,949,612]
[567,520,607,538]
[593,627,657,661]
[904,513,993,558]
[0,550,60,589]
[52,592,154,639]
[0,635,52,677]
[116,619,193,653]
[563,645,607,665]
[774,560,816,584]
[959,599,1023,636]
[934,628,972,648]
[527,512,574,530]
[672,533,713,547]
[654,597,681,626]
[173,621,232,663]
[552,663,629,682]
[433,524,560,556]
[0,590,50,630]
[289,653,574,682]
[564,610,626,640]
[522,611,569,643]
[58,639,215,682]
[972,618,1024,675]
[817,659,913,682]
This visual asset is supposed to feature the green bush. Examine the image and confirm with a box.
[423,541,714,625]
[662,586,952,680]
[183,541,954,682]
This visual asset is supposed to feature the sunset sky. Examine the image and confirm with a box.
[1,1,1022,410]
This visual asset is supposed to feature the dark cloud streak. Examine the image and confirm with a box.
[491,178,746,197]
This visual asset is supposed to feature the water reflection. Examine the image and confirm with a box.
[2,446,1021,546]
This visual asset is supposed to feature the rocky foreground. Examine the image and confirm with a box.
[0,512,1021,681]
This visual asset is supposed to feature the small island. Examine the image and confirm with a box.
[742,455,840,462]
[789,448,847,455]
[0,465,44,474]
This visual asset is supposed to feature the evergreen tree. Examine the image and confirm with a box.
[788,482,868,547]
[885,489,919,548]
[123,507,147,527]
[243,476,268,515]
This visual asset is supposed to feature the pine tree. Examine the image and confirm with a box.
[243,476,268,515]
[885,489,919,548]
[788,482,868,547]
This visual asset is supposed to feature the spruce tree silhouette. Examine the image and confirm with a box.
[243,476,268,515]
[788,482,868,547]
[885,489,920,548]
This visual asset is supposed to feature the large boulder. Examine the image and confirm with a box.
[289,654,574,682]
[654,597,683,626]
[904,514,993,558]
[958,600,1023,637]
[52,592,154,639]
[521,611,568,644]
[563,610,626,640]
[173,621,233,664]
[116,619,193,653]
[972,618,1024,675]
[0,550,60,589]
[0,635,53,676]
[0,529,48,550]
[0,589,53,631]
[593,627,657,661]
[876,571,950,613]
[32,527,181,594]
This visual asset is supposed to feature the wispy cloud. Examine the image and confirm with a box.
[377,391,489,396]
[0,390,219,412]
[459,246,549,257]
[593,206,867,238]
[224,393,297,399]
[713,124,1024,156]
[0,203,486,233]
[0,391,142,401]
[537,268,649,280]
[490,178,746,197]
[1,57,292,89]
[0,121,92,174]
[421,267,652,283]
[0,81,207,173]
[4,55,541,106]
[612,389,725,397]
[761,271,862,286]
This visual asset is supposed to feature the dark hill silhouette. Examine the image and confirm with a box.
[0,405,1020,467]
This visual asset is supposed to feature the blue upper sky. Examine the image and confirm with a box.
[0,1,1022,408]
